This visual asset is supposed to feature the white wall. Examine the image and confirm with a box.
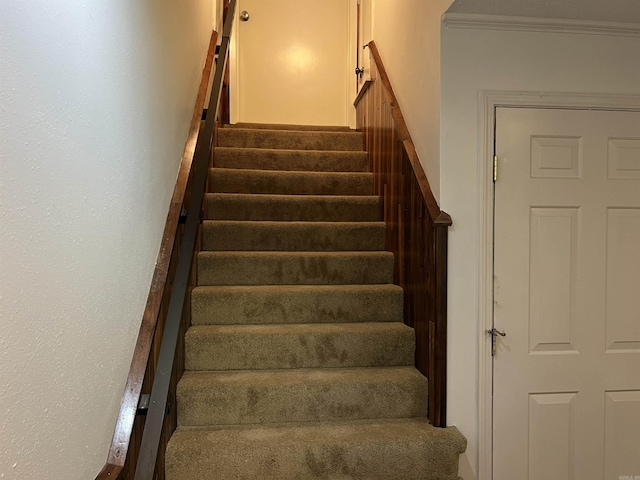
[440,25,640,479]
[0,1,214,478]
[370,0,454,201]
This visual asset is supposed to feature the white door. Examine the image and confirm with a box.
[493,107,640,480]
[233,0,350,126]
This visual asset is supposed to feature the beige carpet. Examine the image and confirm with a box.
[165,123,466,479]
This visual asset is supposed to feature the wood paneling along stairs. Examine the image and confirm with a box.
[355,41,452,428]
[164,123,466,479]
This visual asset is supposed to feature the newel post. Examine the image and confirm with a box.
[430,212,451,428]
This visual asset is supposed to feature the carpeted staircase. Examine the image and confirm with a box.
[165,124,466,479]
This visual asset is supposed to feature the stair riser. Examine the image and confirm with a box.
[202,222,385,251]
[222,123,353,131]
[217,129,364,151]
[206,194,380,221]
[210,169,373,195]
[177,373,427,426]
[191,285,403,325]
[166,422,466,480]
[214,148,369,172]
[185,324,414,371]
[197,252,394,286]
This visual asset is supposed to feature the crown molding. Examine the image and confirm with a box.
[442,13,640,37]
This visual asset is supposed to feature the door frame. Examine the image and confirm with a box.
[228,0,358,126]
[476,90,640,480]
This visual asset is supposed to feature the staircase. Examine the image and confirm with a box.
[165,123,466,479]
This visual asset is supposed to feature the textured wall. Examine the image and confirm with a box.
[0,1,213,478]
[370,0,455,202]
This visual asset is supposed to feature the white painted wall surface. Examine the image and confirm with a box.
[0,1,214,478]
[440,26,640,479]
[371,0,454,201]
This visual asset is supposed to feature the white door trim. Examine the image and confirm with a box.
[476,90,640,480]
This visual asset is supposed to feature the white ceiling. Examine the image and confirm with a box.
[446,0,640,25]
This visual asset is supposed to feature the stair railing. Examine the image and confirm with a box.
[354,41,451,428]
[94,2,237,479]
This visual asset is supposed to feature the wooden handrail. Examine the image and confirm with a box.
[367,41,445,224]
[95,30,219,480]
[134,1,237,476]
[355,40,451,427]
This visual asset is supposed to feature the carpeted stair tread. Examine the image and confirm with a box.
[223,122,353,132]
[166,418,466,480]
[217,128,364,151]
[185,322,415,371]
[177,366,427,426]
[214,147,369,172]
[197,251,394,286]
[191,284,403,325]
[167,122,466,478]
[210,168,373,195]
[206,193,380,222]
[202,221,386,251]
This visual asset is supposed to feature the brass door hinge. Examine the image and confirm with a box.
[493,155,498,182]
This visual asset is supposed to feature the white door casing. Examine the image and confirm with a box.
[492,107,640,480]
[230,0,352,126]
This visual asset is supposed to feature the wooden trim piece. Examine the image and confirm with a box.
[367,40,441,224]
[430,220,450,427]
[402,140,442,222]
[367,41,398,107]
[220,0,231,124]
[355,45,451,427]
[391,107,410,142]
[353,79,372,107]
[95,30,219,480]
[134,11,235,473]
[356,0,361,93]
[435,211,453,226]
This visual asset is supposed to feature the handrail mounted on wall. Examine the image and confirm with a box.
[95,1,237,478]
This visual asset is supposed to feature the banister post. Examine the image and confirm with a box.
[431,212,451,427]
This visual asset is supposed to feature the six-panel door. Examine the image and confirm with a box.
[494,107,640,480]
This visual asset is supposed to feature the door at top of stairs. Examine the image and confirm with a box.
[233,0,351,126]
